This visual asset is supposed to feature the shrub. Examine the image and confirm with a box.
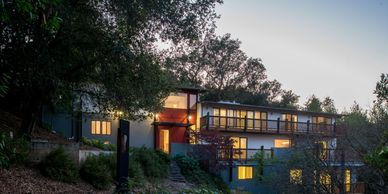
[80,153,116,190]
[129,147,170,180]
[40,147,78,183]
[0,132,29,169]
[174,154,230,194]
[81,137,116,151]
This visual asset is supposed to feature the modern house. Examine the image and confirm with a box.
[42,88,364,193]
[41,88,202,149]
[197,101,364,193]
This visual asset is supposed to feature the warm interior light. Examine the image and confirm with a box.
[104,141,110,145]
[173,104,177,108]
[282,141,290,145]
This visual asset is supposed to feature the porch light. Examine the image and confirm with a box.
[188,115,192,120]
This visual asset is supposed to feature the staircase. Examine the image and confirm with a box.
[169,161,186,183]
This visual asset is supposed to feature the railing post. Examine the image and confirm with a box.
[277,118,280,133]
[244,115,247,132]
[333,122,337,134]
[307,120,310,134]
[206,112,210,131]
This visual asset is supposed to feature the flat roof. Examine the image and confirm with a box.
[201,101,344,117]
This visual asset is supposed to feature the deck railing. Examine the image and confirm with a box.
[216,148,360,163]
[200,115,340,136]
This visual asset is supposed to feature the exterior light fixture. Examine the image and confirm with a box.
[188,115,192,120]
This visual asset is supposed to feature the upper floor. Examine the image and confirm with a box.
[198,101,343,136]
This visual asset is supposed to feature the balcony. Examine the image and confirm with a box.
[216,147,360,163]
[200,115,341,136]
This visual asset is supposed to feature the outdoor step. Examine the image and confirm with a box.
[168,161,186,183]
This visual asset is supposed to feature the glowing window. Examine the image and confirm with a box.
[164,92,187,109]
[345,169,351,192]
[290,169,302,184]
[238,166,253,180]
[320,172,331,189]
[91,120,111,135]
[274,139,290,148]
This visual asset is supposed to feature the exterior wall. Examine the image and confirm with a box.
[221,132,289,149]
[81,113,119,145]
[130,118,154,148]
[42,107,74,138]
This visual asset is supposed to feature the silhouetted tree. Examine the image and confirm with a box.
[304,95,322,112]
[0,0,223,135]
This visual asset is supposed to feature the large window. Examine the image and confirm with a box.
[274,139,290,148]
[212,108,267,130]
[91,120,111,135]
[282,113,298,131]
[238,166,253,180]
[231,137,247,159]
[164,92,187,109]
[290,169,302,184]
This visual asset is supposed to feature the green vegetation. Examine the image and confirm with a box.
[174,154,230,194]
[81,137,116,151]
[0,132,29,169]
[128,147,171,190]
[39,147,79,183]
[80,154,116,190]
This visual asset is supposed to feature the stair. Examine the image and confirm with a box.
[169,161,186,183]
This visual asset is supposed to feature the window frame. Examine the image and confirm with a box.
[238,166,253,180]
[91,120,112,135]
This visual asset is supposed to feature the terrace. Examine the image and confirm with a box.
[200,114,342,136]
[216,147,361,164]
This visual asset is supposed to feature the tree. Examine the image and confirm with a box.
[304,95,322,112]
[0,0,223,135]
[273,90,300,109]
[322,97,337,114]
[374,73,388,102]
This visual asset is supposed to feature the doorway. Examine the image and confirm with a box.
[159,129,170,154]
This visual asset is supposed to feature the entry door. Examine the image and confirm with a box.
[159,129,170,154]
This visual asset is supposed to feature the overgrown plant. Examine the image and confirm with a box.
[40,147,79,183]
[80,154,116,190]
[0,132,29,169]
[174,154,230,194]
[81,137,116,151]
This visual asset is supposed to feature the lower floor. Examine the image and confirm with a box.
[220,163,365,194]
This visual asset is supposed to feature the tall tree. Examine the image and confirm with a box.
[322,97,337,113]
[304,95,322,112]
[0,0,223,135]
[374,73,388,102]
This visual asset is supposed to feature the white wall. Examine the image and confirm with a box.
[129,118,154,148]
[221,132,289,149]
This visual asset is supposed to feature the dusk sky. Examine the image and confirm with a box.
[214,0,388,111]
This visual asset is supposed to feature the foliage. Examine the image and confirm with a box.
[80,153,116,190]
[304,95,322,112]
[322,97,337,113]
[0,73,10,98]
[166,32,298,108]
[179,188,220,194]
[129,147,170,180]
[174,154,230,193]
[0,132,29,169]
[374,73,388,102]
[81,137,116,151]
[40,147,79,183]
[0,0,223,134]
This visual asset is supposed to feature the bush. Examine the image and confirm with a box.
[81,137,116,151]
[80,154,116,190]
[0,132,29,169]
[129,147,170,180]
[40,147,78,183]
[174,154,230,194]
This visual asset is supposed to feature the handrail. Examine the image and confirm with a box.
[200,115,339,135]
